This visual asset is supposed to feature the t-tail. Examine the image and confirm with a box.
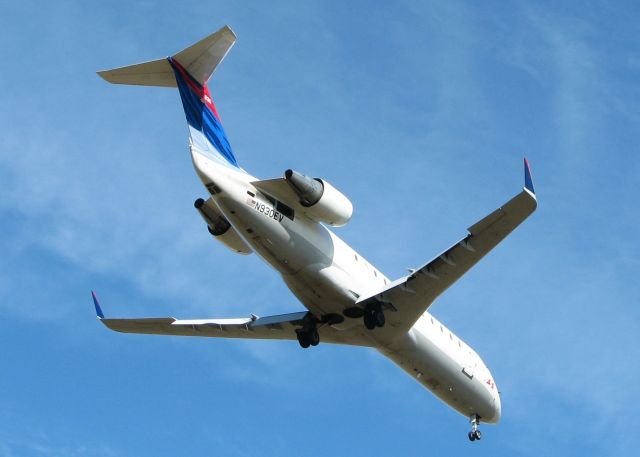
[97,26,239,168]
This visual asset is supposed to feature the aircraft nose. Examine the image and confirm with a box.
[491,390,502,423]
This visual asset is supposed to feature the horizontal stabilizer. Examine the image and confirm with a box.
[97,25,236,87]
[97,58,175,87]
[172,25,236,86]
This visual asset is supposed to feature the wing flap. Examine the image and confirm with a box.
[102,317,179,335]
[101,312,307,340]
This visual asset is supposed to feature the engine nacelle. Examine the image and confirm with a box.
[194,198,253,255]
[284,169,353,226]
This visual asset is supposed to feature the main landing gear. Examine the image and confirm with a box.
[363,304,385,330]
[468,415,482,442]
[296,324,319,349]
[295,314,343,349]
[342,304,385,331]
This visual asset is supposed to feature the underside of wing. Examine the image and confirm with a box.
[92,293,373,347]
[354,159,538,334]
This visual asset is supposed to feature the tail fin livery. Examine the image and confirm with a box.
[169,57,237,167]
[97,26,238,167]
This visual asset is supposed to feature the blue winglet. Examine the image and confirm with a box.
[524,158,535,194]
[91,291,105,319]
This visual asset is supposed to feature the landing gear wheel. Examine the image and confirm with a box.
[296,330,311,349]
[364,311,376,330]
[473,430,481,441]
[468,431,476,442]
[296,319,320,349]
[309,329,320,346]
[373,309,385,327]
[363,305,385,330]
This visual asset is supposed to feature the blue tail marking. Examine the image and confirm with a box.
[91,291,104,319]
[169,58,238,168]
[524,158,535,194]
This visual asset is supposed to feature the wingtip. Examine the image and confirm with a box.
[91,290,105,319]
[524,157,535,194]
[96,70,115,84]
[222,24,237,39]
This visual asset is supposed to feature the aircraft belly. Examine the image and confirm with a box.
[213,195,301,273]
[215,190,360,317]
[282,263,359,316]
[380,327,496,420]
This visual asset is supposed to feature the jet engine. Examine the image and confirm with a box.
[284,169,353,226]
[194,198,253,255]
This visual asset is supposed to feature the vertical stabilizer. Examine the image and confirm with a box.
[97,26,239,168]
[169,57,238,167]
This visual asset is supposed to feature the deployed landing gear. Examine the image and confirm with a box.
[296,325,319,349]
[468,430,482,441]
[468,415,482,441]
[308,328,320,346]
[363,305,385,330]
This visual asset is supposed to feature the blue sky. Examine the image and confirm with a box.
[1,1,638,455]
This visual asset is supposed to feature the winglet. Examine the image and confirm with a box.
[91,291,105,319]
[524,158,535,194]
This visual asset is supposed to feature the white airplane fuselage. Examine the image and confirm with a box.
[96,26,540,442]
[191,149,501,424]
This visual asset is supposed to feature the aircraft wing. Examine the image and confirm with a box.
[354,159,538,334]
[91,292,373,347]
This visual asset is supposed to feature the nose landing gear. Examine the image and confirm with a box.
[467,415,482,441]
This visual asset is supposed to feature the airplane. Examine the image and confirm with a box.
[94,25,537,442]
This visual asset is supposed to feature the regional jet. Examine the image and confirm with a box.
[94,25,537,441]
